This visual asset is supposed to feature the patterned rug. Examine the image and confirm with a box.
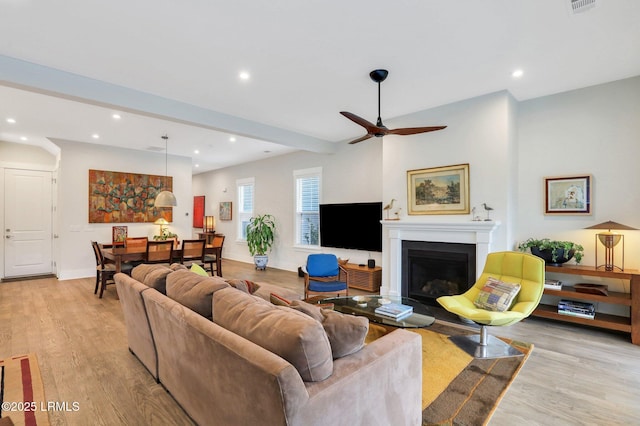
[367,322,532,426]
[0,354,50,426]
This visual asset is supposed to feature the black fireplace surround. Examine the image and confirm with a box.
[401,241,476,305]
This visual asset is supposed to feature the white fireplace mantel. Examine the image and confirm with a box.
[381,220,501,296]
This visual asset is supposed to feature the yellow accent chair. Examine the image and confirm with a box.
[437,251,545,358]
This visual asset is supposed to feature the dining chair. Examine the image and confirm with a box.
[91,241,133,298]
[146,240,174,264]
[125,237,148,249]
[180,239,206,269]
[204,234,225,277]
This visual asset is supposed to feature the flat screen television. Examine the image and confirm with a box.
[319,202,382,252]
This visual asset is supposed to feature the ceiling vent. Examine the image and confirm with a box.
[568,0,598,14]
[146,146,165,152]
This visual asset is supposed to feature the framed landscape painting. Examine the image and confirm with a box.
[407,163,470,215]
[219,202,232,221]
[544,175,592,215]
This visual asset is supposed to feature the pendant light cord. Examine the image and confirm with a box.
[162,134,169,188]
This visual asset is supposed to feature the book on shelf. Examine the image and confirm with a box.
[544,279,562,290]
[374,303,413,319]
[558,299,595,319]
[557,309,595,320]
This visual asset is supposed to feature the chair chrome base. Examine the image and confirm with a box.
[449,325,523,359]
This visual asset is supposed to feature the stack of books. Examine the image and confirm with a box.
[544,279,562,291]
[374,303,413,319]
[558,299,595,320]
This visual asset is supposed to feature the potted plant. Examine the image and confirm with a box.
[246,214,276,270]
[517,238,584,266]
[153,228,179,246]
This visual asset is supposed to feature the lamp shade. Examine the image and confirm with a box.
[155,190,177,207]
[585,221,637,231]
[154,218,169,225]
[204,215,216,232]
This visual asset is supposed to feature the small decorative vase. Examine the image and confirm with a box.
[254,255,269,270]
[530,248,575,266]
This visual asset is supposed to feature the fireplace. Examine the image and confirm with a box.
[381,220,500,297]
[401,241,476,304]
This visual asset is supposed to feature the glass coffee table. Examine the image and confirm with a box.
[318,295,435,328]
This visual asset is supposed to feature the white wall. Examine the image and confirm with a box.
[55,140,193,279]
[193,140,383,272]
[517,76,640,272]
[381,91,518,252]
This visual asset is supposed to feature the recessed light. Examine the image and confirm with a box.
[6,118,16,124]
[92,133,100,139]
[229,136,236,143]
[20,136,28,141]
[512,69,524,78]
[194,149,199,154]
[112,113,121,120]
[195,164,200,168]
[239,71,250,81]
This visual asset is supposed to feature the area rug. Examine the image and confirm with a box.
[0,354,50,426]
[367,322,532,426]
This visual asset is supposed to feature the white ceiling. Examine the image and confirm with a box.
[1,0,639,173]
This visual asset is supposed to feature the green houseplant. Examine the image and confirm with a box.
[517,238,584,265]
[246,214,276,270]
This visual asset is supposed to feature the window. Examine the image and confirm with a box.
[237,177,254,240]
[294,167,321,247]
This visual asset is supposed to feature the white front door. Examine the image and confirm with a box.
[4,169,53,278]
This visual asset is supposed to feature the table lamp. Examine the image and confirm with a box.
[585,221,637,271]
[154,218,169,236]
[204,216,216,233]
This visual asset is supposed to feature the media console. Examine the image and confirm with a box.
[531,264,640,345]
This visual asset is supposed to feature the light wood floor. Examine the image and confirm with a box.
[1,260,639,425]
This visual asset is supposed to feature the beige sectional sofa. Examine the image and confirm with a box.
[115,264,422,426]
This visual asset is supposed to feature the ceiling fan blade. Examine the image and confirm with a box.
[388,126,447,136]
[348,134,375,144]
[340,111,379,133]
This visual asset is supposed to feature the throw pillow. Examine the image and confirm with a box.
[213,288,333,382]
[473,277,521,312]
[166,270,230,319]
[289,300,369,359]
[270,293,292,306]
[225,278,261,294]
[190,263,209,277]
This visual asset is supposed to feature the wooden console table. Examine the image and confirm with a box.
[531,264,640,345]
[339,263,382,292]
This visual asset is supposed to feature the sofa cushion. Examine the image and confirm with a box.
[166,270,230,320]
[290,300,369,359]
[131,263,173,294]
[474,277,521,312]
[225,278,260,294]
[170,263,188,271]
[213,288,333,382]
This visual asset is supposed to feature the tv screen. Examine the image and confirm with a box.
[319,202,382,252]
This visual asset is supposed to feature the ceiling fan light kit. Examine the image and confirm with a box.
[341,69,447,144]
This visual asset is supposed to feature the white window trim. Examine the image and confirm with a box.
[236,177,255,242]
[293,167,322,249]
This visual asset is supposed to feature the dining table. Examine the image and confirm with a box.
[101,243,222,274]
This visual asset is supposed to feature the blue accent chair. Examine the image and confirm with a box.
[304,254,349,299]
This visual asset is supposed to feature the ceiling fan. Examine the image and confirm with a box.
[340,69,447,144]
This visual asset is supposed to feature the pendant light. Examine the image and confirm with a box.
[155,134,177,207]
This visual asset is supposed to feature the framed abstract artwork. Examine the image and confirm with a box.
[112,226,128,245]
[219,202,232,221]
[544,175,592,215]
[407,163,470,215]
[88,169,173,223]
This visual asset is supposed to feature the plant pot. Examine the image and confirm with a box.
[530,247,575,266]
[254,255,269,270]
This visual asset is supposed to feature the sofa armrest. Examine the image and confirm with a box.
[294,328,422,426]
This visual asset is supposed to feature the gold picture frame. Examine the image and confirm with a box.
[219,201,232,221]
[407,163,470,215]
[544,175,592,215]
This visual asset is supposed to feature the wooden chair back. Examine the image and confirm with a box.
[181,239,206,263]
[125,237,148,249]
[212,234,225,249]
[146,240,174,263]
